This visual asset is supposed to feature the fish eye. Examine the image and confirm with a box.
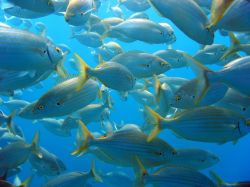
[154,151,163,156]
[160,31,163,35]
[38,105,44,110]
[142,172,147,177]
[160,62,166,66]
[172,150,177,155]
[242,107,246,111]
[56,102,61,106]
[192,95,195,99]
[55,47,61,53]
[175,95,181,101]
[146,64,150,68]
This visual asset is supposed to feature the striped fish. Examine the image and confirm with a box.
[214,89,250,118]
[165,148,219,170]
[111,51,171,78]
[0,26,64,73]
[18,78,99,119]
[136,163,216,187]
[149,0,214,45]
[171,78,228,109]
[146,106,250,143]
[185,55,250,102]
[74,53,136,92]
[72,121,177,168]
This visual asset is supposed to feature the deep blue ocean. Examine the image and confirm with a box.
[1,1,250,186]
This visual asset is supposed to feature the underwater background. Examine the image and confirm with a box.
[0,0,250,186]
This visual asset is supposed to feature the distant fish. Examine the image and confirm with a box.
[111,51,171,78]
[29,147,66,176]
[110,19,176,44]
[96,41,123,61]
[42,162,102,187]
[165,148,219,170]
[34,118,72,137]
[135,159,216,187]
[72,31,103,48]
[118,0,150,12]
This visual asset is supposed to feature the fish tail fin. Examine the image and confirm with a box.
[133,156,147,187]
[145,106,164,142]
[31,131,42,158]
[74,53,90,91]
[89,161,102,182]
[209,171,226,187]
[0,98,3,105]
[221,32,240,59]
[72,120,94,156]
[19,176,32,187]
[154,76,162,103]
[207,0,234,30]
[184,54,213,105]
[6,110,16,133]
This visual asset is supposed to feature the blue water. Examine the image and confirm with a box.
[1,1,250,186]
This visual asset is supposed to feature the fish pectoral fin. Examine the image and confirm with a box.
[221,32,240,60]
[89,161,103,182]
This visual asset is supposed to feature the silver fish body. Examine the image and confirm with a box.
[149,0,214,44]
[0,26,64,71]
[19,78,99,119]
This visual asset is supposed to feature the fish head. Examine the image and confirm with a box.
[159,23,176,44]
[170,89,195,109]
[151,56,171,74]
[65,4,91,26]
[191,150,220,169]
[19,98,55,119]
[18,103,42,119]
[47,42,64,66]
